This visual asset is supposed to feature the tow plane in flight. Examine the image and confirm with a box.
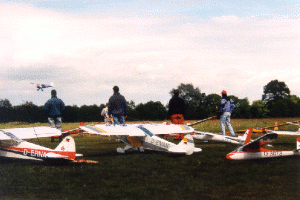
[30,82,54,91]
[80,123,202,155]
[226,128,300,160]
[0,127,81,163]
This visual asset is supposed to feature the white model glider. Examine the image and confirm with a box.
[267,130,300,135]
[267,121,300,135]
[226,128,300,160]
[192,129,250,144]
[80,123,202,155]
[0,127,81,163]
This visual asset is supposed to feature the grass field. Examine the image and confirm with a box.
[1,118,300,200]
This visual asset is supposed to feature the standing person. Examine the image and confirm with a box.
[44,89,65,141]
[219,90,235,137]
[168,89,185,139]
[108,86,128,125]
[101,103,111,125]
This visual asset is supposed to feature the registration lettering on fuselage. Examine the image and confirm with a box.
[23,149,47,158]
[150,138,170,149]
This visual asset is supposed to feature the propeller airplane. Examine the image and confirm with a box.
[0,127,81,163]
[79,123,202,155]
[30,82,54,91]
[226,128,300,160]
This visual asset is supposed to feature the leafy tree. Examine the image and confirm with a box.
[0,99,13,122]
[135,101,167,121]
[232,98,251,119]
[170,83,206,119]
[79,104,101,122]
[64,105,80,122]
[250,100,267,118]
[268,95,300,118]
[262,80,290,107]
[203,94,221,116]
[127,100,138,121]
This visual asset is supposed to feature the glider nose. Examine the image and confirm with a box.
[226,153,233,160]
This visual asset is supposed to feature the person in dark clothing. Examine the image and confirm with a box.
[108,86,128,125]
[44,89,65,141]
[168,89,185,139]
[168,89,185,125]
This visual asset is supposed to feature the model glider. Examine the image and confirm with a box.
[0,127,81,163]
[235,120,300,134]
[267,130,300,135]
[192,129,250,144]
[80,123,202,155]
[30,82,54,91]
[267,121,300,135]
[226,128,300,160]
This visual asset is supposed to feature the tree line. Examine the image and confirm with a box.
[0,80,299,123]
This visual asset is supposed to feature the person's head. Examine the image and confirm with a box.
[113,86,119,93]
[51,89,57,97]
[221,90,227,97]
[174,89,179,97]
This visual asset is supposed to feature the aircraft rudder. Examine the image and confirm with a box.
[177,134,195,155]
[54,136,76,153]
[297,137,300,150]
[244,128,252,145]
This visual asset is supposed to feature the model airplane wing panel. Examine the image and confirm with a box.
[0,131,14,140]
[194,131,216,137]
[134,124,194,135]
[80,124,194,136]
[268,130,300,135]
[0,127,62,140]
[80,125,146,136]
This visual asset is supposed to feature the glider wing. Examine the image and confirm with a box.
[0,127,62,140]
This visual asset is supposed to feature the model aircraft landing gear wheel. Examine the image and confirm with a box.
[117,147,125,153]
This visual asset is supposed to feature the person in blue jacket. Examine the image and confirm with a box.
[108,86,128,125]
[44,89,65,141]
[219,90,235,136]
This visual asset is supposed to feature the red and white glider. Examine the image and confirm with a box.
[226,128,300,160]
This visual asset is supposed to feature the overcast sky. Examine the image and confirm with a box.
[0,0,299,107]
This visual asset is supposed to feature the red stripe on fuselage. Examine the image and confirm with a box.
[0,145,75,160]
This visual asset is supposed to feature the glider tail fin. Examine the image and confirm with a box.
[50,82,54,87]
[53,136,76,160]
[55,136,76,152]
[297,137,300,150]
[243,128,253,145]
[177,134,195,155]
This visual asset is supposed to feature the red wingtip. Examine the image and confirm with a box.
[80,122,84,126]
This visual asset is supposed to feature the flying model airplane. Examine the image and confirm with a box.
[226,128,300,160]
[79,123,202,155]
[0,127,81,163]
[192,129,250,144]
[30,82,54,91]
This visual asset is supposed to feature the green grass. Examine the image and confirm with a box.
[1,118,300,199]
